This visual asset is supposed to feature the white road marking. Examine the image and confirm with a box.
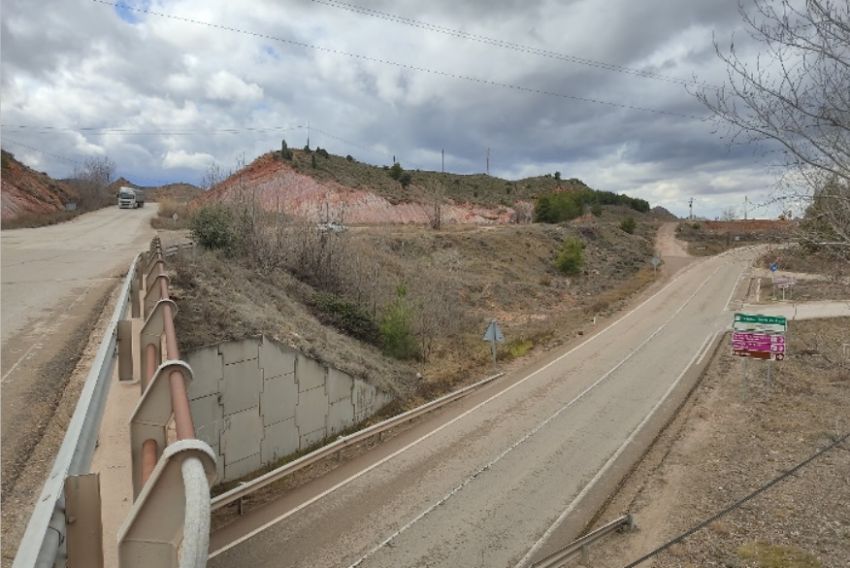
[343,267,721,568]
[514,331,714,568]
[724,268,745,311]
[1,342,39,384]
[209,260,716,559]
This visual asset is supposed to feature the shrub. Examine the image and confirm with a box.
[590,202,602,217]
[311,293,379,343]
[190,205,235,250]
[399,172,412,188]
[311,154,317,169]
[380,285,419,360]
[345,154,354,162]
[554,237,584,275]
[535,189,649,223]
[388,162,403,181]
[280,139,293,160]
[620,216,637,234]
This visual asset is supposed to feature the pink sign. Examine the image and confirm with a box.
[731,332,785,354]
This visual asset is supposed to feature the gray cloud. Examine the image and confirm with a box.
[1,0,780,217]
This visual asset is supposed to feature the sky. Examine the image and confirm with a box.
[0,0,787,218]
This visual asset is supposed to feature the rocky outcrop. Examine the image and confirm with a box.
[1,150,78,222]
[196,154,518,225]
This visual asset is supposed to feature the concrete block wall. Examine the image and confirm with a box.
[186,336,392,483]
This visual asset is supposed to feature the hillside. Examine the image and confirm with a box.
[108,177,203,202]
[170,209,660,401]
[1,150,78,225]
[195,149,647,225]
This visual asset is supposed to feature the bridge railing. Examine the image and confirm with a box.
[12,254,140,568]
[117,236,216,567]
[13,237,216,568]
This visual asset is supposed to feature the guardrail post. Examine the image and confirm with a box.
[118,320,134,381]
[64,473,104,568]
[130,360,194,497]
[118,441,216,567]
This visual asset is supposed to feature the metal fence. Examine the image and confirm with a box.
[13,237,217,568]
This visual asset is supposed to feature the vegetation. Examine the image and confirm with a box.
[698,0,849,259]
[535,189,649,223]
[279,138,293,161]
[190,205,235,250]
[380,285,419,360]
[311,292,379,344]
[554,237,584,275]
[737,542,821,568]
[619,216,636,234]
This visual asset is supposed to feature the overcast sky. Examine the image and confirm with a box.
[1,0,784,218]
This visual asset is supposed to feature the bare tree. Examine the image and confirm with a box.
[201,162,227,191]
[720,206,738,221]
[73,155,116,209]
[697,0,849,255]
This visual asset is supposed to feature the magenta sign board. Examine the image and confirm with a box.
[732,331,786,359]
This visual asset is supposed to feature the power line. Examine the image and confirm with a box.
[622,431,850,568]
[1,124,305,136]
[310,0,702,88]
[91,1,705,120]
[1,139,81,165]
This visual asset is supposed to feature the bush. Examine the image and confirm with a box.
[311,293,379,343]
[620,216,637,234]
[190,205,235,250]
[380,285,419,360]
[388,162,403,180]
[280,139,293,160]
[345,154,354,162]
[590,202,602,217]
[399,172,412,188]
[311,154,317,169]
[535,188,649,223]
[555,237,584,275]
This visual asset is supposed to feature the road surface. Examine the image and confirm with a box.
[1,206,155,504]
[209,247,757,568]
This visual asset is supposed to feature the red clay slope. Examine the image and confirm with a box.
[1,150,78,223]
[196,153,518,225]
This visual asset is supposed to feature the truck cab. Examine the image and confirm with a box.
[117,186,145,209]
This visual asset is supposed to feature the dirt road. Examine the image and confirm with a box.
[209,245,757,567]
[1,206,155,503]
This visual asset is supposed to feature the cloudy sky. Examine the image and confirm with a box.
[1,0,784,218]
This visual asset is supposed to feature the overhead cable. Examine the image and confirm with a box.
[91,0,705,120]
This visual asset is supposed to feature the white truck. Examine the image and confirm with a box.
[117,186,145,209]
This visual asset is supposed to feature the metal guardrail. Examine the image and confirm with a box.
[117,236,216,567]
[13,253,140,568]
[531,514,634,568]
[211,370,505,512]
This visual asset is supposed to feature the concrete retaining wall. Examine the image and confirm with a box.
[185,336,392,483]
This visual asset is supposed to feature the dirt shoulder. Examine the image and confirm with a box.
[0,284,122,567]
[584,317,850,568]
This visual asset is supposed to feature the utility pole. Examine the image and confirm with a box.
[306,121,310,150]
[486,148,490,176]
[688,197,694,220]
[744,196,749,220]
[441,148,445,173]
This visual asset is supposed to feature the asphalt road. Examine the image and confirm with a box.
[1,206,155,501]
[209,247,757,568]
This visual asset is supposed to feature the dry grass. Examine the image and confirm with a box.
[737,542,822,568]
[2,209,81,229]
[150,198,191,230]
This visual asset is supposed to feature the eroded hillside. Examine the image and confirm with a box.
[194,149,609,225]
[1,150,78,224]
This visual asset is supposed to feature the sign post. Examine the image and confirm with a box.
[650,256,661,274]
[482,319,505,364]
[732,313,787,394]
